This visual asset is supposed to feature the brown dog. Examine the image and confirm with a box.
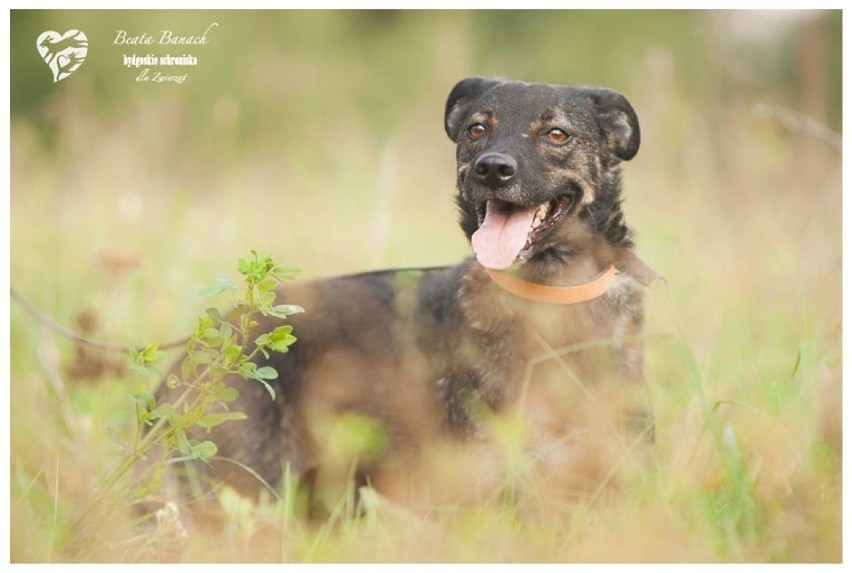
[152,77,656,511]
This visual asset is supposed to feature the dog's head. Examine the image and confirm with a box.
[445,77,641,278]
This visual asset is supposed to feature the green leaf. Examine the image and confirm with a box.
[188,440,218,460]
[272,266,301,281]
[258,278,278,295]
[256,325,297,353]
[199,285,229,297]
[272,304,304,316]
[128,342,163,375]
[260,324,290,339]
[189,348,216,365]
[216,275,238,289]
[195,314,215,334]
[201,275,238,296]
[196,412,248,431]
[214,386,240,403]
[141,342,162,362]
[222,344,242,364]
[257,379,276,401]
[130,391,156,410]
[237,362,256,378]
[254,366,278,381]
[202,328,223,345]
[131,390,155,403]
[271,334,296,353]
[260,289,277,308]
[235,362,278,400]
[237,260,251,277]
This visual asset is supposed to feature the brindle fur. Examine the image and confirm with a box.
[152,77,655,510]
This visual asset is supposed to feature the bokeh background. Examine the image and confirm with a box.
[10,10,842,562]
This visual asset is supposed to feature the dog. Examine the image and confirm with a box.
[151,77,657,512]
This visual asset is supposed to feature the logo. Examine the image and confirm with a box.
[36,29,88,83]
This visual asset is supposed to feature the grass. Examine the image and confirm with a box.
[10,10,841,564]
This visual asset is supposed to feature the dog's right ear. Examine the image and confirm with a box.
[580,87,641,161]
[444,77,502,142]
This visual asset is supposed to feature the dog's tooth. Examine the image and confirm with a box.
[532,218,541,228]
[536,203,549,219]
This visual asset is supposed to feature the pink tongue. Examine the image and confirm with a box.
[471,200,538,270]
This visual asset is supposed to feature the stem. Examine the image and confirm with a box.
[69,362,217,531]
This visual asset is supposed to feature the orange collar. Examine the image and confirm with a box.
[485,265,617,305]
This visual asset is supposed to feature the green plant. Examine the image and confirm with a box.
[74,251,302,528]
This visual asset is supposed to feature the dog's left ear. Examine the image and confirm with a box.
[582,88,641,161]
[445,76,503,142]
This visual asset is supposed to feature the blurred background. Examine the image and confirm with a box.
[10,10,842,562]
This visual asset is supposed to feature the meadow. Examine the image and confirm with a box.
[9,10,842,562]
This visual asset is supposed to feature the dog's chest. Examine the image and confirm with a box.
[507,277,641,359]
[450,268,646,427]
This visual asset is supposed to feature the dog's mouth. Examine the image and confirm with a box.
[471,195,573,270]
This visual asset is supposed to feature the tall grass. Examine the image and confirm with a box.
[10,10,841,563]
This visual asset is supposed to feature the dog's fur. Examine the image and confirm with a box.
[153,77,655,510]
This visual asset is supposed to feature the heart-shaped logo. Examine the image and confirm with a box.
[36,29,88,83]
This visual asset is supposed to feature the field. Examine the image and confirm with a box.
[9,10,842,563]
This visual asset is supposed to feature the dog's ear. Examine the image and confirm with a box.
[445,77,502,142]
[582,88,641,161]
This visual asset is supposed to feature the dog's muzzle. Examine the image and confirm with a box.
[472,152,517,189]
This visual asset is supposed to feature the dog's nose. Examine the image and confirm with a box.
[473,152,517,187]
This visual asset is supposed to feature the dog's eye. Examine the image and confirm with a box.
[544,128,571,145]
[467,123,487,140]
